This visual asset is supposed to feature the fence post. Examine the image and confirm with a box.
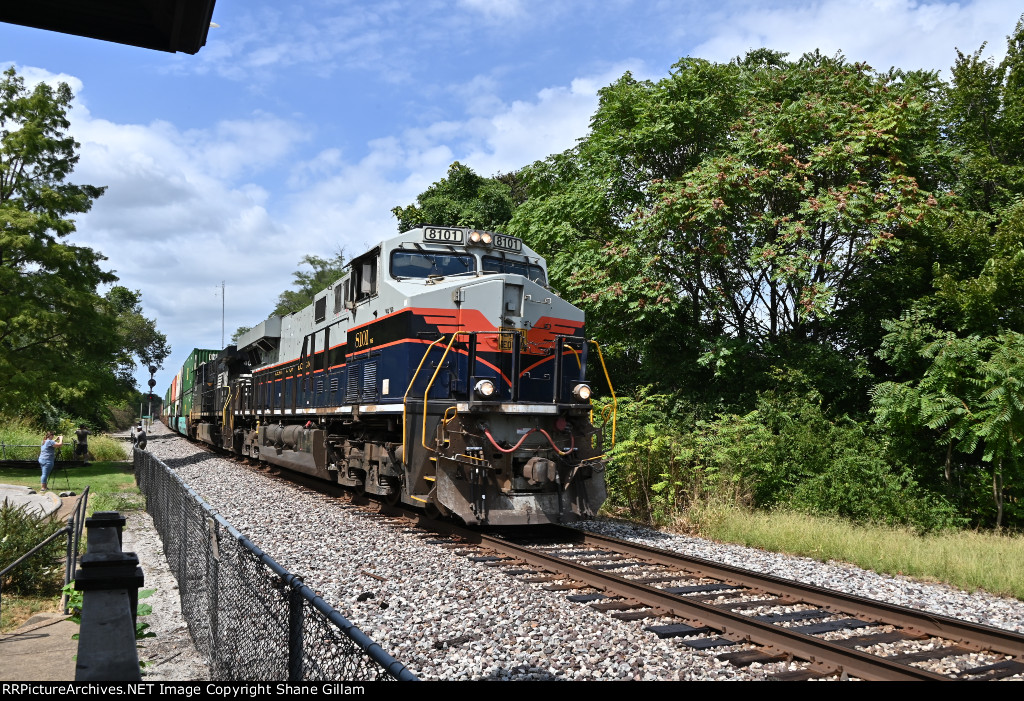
[74,511,144,681]
[288,586,304,681]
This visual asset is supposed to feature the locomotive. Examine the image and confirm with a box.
[163,226,614,525]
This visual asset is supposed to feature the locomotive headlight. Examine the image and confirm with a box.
[469,231,493,245]
[474,379,497,398]
[572,383,592,401]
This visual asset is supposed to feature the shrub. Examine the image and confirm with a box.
[87,435,128,462]
[598,387,964,531]
[0,502,66,595]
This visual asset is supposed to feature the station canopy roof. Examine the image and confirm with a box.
[0,0,217,54]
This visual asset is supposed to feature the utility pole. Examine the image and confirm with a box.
[221,280,225,348]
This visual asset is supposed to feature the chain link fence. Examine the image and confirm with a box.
[134,448,418,681]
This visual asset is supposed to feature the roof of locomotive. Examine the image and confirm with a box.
[378,225,545,265]
[236,226,556,356]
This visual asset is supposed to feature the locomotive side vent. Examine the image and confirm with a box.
[362,361,378,401]
[346,370,360,402]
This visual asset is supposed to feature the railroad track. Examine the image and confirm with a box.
[173,432,1024,681]
[422,522,1024,681]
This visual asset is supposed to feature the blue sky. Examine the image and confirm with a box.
[2,0,1021,396]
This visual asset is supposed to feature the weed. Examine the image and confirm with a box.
[63,582,157,640]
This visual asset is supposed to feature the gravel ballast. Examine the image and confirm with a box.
[140,424,1024,681]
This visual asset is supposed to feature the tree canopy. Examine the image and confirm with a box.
[395,15,1024,529]
[391,161,516,233]
[0,67,168,425]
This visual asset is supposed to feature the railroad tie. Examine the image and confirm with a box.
[885,645,972,663]
[955,659,1024,681]
[644,622,714,639]
[716,649,789,667]
[611,609,662,622]
[829,631,928,649]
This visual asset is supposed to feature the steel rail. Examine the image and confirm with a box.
[460,531,951,681]
[565,527,1024,659]
[228,467,1024,681]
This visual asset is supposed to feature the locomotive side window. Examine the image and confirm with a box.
[314,296,327,323]
[347,250,379,304]
[391,251,475,279]
[333,283,344,314]
[482,256,546,285]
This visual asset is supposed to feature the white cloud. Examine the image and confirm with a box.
[3,63,84,95]
[283,63,629,255]
[688,0,1020,74]
[457,0,526,21]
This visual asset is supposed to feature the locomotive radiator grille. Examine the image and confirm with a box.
[362,362,378,401]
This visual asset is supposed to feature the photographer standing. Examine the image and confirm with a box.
[39,431,62,491]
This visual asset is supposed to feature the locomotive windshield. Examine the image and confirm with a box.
[391,251,476,278]
[482,256,546,285]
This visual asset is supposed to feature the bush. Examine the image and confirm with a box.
[0,502,66,595]
[87,435,128,462]
[599,388,964,531]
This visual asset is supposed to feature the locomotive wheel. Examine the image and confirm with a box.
[383,478,402,506]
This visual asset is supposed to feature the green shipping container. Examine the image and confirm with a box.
[180,348,219,418]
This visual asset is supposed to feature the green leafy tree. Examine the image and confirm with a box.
[104,286,170,385]
[873,328,1024,527]
[272,250,346,317]
[968,334,1024,527]
[0,68,169,422]
[0,67,110,414]
[510,51,947,404]
[391,161,515,232]
[943,17,1024,216]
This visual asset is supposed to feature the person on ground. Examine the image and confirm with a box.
[39,431,62,491]
[75,424,91,461]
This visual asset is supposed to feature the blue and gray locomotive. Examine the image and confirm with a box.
[163,226,613,525]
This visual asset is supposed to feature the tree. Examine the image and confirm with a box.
[391,161,515,232]
[231,326,251,343]
[271,250,347,317]
[872,328,1024,527]
[104,286,170,386]
[943,17,1024,217]
[0,67,167,421]
[509,51,947,405]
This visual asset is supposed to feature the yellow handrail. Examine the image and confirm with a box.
[421,333,463,451]
[402,336,448,466]
[588,340,617,447]
[221,383,234,434]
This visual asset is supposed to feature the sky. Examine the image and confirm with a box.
[2,0,1021,397]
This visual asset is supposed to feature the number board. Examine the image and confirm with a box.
[499,327,528,351]
[423,227,464,244]
[493,234,523,252]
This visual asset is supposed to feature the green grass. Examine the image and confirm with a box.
[0,460,143,516]
[687,505,1024,600]
[0,459,144,632]
[0,418,127,463]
